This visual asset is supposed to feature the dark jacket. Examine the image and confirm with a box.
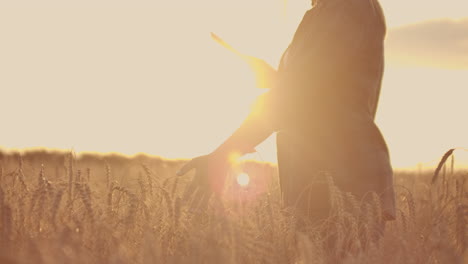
[265,0,396,220]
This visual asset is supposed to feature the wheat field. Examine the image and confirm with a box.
[0,149,466,264]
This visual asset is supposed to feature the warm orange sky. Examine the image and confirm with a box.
[1,0,467,168]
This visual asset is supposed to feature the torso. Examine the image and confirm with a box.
[275,0,395,218]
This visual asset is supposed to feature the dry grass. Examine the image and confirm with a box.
[0,148,466,264]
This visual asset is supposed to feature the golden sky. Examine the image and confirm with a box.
[1,0,467,168]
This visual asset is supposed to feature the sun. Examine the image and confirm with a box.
[236,173,250,187]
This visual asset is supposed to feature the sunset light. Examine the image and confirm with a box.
[1,1,467,168]
[229,152,242,165]
[0,0,467,262]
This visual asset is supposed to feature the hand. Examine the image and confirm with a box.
[176,153,230,209]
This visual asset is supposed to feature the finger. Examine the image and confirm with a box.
[177,160,196,176]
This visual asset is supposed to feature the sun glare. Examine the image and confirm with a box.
[228,152,242,164]
[236,173,250,187]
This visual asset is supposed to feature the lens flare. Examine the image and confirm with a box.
[228,152,242,164]
[236,173,250,187]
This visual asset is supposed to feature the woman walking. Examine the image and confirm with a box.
[178,0,395,225]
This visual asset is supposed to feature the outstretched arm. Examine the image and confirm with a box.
[211,94,277,159]
[178,91,277,177]
[176,92,278,204]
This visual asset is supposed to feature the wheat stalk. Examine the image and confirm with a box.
[431,149,455,184]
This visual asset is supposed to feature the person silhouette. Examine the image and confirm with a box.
[177,0,395,224]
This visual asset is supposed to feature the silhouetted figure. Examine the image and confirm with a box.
[178,0,395,224]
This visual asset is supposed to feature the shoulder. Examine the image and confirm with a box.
[353,0,386,26]
[325,0,386,34]
[339,0,382,13]
[325,0,383,19]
